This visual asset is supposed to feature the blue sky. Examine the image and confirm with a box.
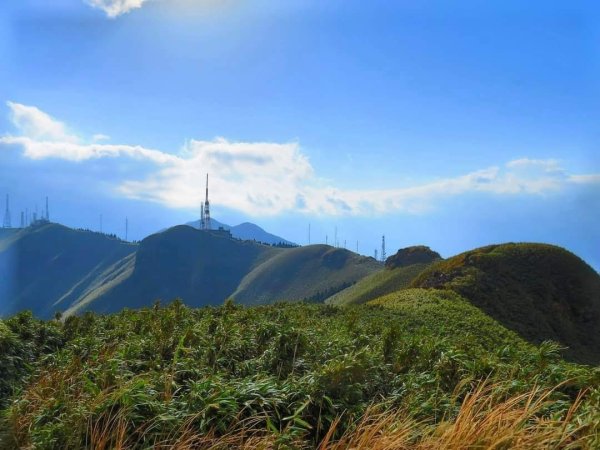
[0,0,599,268]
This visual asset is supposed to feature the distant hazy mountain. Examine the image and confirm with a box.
[185,219,294,246]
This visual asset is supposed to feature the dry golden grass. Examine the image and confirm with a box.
[319,382,592,450]
[6,372,595,450]
[78,381,595,450]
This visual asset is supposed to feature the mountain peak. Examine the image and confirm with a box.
[184,218,294,246]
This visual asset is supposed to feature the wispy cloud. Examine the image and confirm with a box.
[6,101,78,143]
[92,134,111,142]
[85,0,150,18]
[1,101,598,216]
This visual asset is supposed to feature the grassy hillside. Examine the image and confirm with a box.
[1,224,385,317]
[0,223,136,319]
[1,300,598,449]
[326,246,441,306]
[86,225,282,313]
[326,263,429,306]
[232,244,381,304]
[412,243,600,364]
[385,245,441,269]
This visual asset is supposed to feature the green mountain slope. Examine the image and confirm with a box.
[325,263,430,306]
[369,288,527,352]
[412,243,600,364]
[84,225,282,313]
[1,225,385,318]
[232,244,381,304]
[326,246,441,306]
[0,223,137,318]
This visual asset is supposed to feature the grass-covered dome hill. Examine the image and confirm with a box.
[412,243,600,364]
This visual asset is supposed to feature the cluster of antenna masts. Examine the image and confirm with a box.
[2,194,50,229]
[200,173,212,231]
[309,222,387,263]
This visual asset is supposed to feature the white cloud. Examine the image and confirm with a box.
[85,0,149,18]
[6,101,78,143]
[92,134,111,142]
[118,138,313,213]
[569,174,600,184]
[0,136,177,164]
[2,101,599,216]
[506,158,563,173]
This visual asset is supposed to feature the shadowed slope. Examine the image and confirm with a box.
[412,243,600,364]
[0,223,136,318]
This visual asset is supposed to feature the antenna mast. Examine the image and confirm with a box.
[204,173,211,230]
[3,194,11,228]
[381,235,386,263]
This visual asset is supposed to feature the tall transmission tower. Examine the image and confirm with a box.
[381,235,386,263]
[200,204,205,230]
[203,173,211,230]
[2,194,11,228]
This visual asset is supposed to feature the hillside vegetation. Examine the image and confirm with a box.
[0,223,136,318]
[412,243,600,365]
[232,244,381,304]
[84,225,281,313]
[0,298,598,449]
[325,263,428,306]
[385,245,441,269]
[1,225,380,318]
[326,246,440,306]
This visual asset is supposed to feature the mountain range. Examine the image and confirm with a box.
[0,222,377,318]
[1,221,599,364]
